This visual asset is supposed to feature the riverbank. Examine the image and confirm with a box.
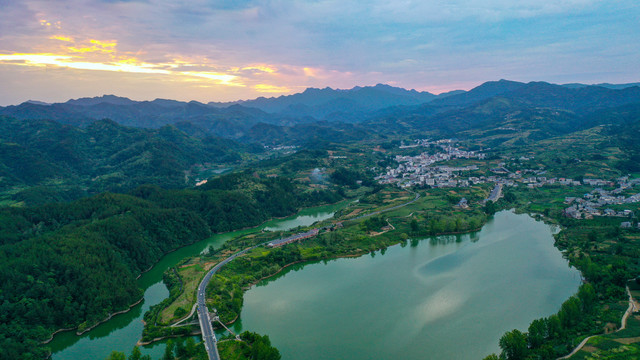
[45,200,350,351]
[43,297,145,347]
[145,187,495,343]
[235,210,582,360]
[481,185,640,359]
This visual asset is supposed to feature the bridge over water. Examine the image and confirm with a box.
[195,191,420,359]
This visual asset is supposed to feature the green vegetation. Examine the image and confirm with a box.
[0,116,257,206]
[0,173,343,359]
[482,184,640,360]
[4,82,640,359]
[145,186,496,344]
[105,333,279,360]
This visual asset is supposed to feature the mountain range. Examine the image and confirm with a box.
[2,79,640,203]
[2,81,638,138]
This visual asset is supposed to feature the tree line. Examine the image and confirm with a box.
[0,172,342,359]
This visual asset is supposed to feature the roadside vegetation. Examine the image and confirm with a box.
[0,172,344,359]
[144,185,499,343]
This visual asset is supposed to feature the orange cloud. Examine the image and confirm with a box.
[67,39,117,54]
[0,35,321,93]
[254,84,291,93]
[303,67,318,77]
[241,65,277,73]
[90,39,117,48]
[50,35,73,42]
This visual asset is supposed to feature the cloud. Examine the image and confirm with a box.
[254,84,290,93]
[0,0,638,105]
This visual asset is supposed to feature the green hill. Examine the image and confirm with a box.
[0,116,256,205]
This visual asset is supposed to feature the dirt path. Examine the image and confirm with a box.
[557,285,637,359]
[620,285,638,331]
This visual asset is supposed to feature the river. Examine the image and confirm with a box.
[48,202,345,360]
[232,210,582,360]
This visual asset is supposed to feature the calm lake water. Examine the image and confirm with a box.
[233,211,582,360]
[49,202,344,360]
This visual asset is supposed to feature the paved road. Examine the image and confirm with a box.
[487,183,502,202]
[557,285,638,360]
[197,247,253,360]
[196,191,421,360]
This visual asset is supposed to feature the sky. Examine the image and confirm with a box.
[0,0,638,105]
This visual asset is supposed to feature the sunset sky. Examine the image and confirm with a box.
[0,0,638,105]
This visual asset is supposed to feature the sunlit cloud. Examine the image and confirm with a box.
[0,53,169,74]
[90,40,116,48]
[303,67,317,77]
[0,52,249,86]
[1,0,637,105]
[240,65,277,73]
[254,84,292,93]
[0,35,245,87]
[50,35,73,42]
[180,71,241,86]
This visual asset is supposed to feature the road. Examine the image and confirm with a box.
[196,247,253,360]
[196,191,421,360]
[557,285,638,360]
[487,183,502,202]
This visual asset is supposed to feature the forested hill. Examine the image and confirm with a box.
[3,81,640,149]
[0,116,258,205]
[363,82,640,143]
[0,173,343,359]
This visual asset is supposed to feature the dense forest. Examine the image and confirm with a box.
[0,173,342,359]
[0,116,258,205]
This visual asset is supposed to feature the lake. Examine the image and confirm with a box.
[48,202,345,360]
[233,211,582,360]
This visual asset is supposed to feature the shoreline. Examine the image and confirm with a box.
[43,200,348,347]
[155,193,482,338]
[43,296,144,346]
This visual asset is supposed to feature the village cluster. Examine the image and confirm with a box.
[563,176,640,224]
[377,139,640,227]
[376,139,487,188]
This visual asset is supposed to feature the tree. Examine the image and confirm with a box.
[175,338,187,358]
[162,340,175,360]
[483,355,499,360]
[185,337,197,357]
[546,314,563,339]
[128,346,142,360]
[106,351,126,360]
[410,219,419,233]
[483,201,497,215]
[527,318,547,349]
[558,296,582,328]
[499,329,528,360]
[503,191,516,203]
[577,283,596,313]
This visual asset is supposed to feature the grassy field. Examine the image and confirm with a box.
[159,262,207,325]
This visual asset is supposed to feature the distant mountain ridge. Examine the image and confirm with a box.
[561,82,640,90]
[210,83,442,116]
[2,80,640,146]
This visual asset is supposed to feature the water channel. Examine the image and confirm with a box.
[232,211,582,360]
[49,202,345,360]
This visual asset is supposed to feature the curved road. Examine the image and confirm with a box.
[196,191,421,360]
[197,247,253,360]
